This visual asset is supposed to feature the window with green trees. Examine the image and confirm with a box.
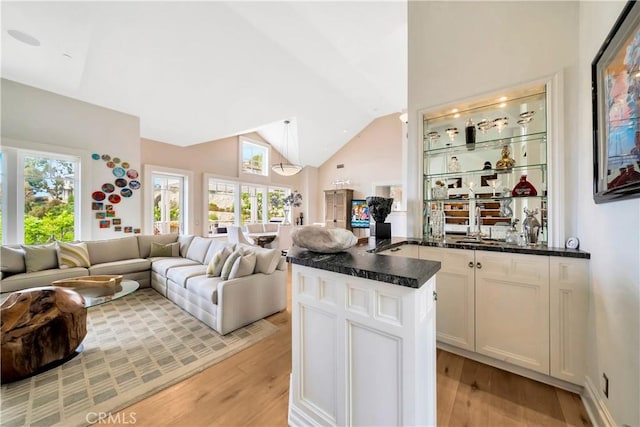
[23,154,77,244]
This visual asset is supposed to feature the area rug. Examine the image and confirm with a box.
[0,288,278,427]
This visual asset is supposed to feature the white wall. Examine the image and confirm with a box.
[578,2,640,426]
[316,113,406,236]
[0,79,141,242]
[409,1,639,425]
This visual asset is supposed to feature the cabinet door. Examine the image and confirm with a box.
[475,251,550,374]
[420,247,475,351]
[549,257,588,385]
[379,244,420,258]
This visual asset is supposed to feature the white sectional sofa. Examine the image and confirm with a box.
[1,234,286,335]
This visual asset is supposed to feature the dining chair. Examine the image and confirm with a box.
[227,225,256,246]
[265,224,293,254]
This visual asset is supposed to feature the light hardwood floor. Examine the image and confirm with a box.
[111,270,592,426]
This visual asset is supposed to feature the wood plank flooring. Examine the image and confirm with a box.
[109,269,591,426]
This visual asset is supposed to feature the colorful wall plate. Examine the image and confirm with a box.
[120,188,133,198]
[106,161,115,168]
[108,194,122,204]
[92,191,106,201]
[101,154,111,161]
[112,167,126,177]
[129,180,141,190]
[115,178,128,188]
[101,183,115,193]
[113,157,121,164]
[126,169,139,179]
[121,162,130,169]
[92,153,100,160]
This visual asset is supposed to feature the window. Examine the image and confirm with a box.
[208,180,236,232]
[241,185,265,224]
[152,174,185,235]
[268,187,287,222]
[0,150,80,244]
[241,138,269,176]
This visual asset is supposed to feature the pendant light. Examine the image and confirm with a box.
[272,120,302,176]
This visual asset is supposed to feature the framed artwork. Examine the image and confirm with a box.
[106,210,116,218]
[99,220,111,229]
[91,202,103,210]
[113,218,122,225]
[96,212,106,219]
[592,0,640,203]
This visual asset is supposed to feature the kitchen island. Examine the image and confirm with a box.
[286,244,441,427]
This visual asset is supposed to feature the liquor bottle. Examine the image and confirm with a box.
[512,175,537,197]
[465,118,476,150]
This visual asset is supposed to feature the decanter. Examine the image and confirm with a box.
[512,175,538,197]
[522,208,541,245]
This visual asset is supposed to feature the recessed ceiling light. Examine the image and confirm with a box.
[343,129,348,133]
[454,113,460,118]
[7,29,40,47]
[451,108,459,113]
[499,102,507,108]
[498,96,508,102]
[62,53,72,59]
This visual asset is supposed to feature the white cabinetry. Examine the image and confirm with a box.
[378,244,589,386]
[419,247,475,351]
[475,251,549,374]
[289,264,437,426]
[549,256,589,384]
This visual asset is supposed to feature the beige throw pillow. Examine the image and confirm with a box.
[220,249,244,280]
[22,243,58,273]
[57,241,91,269]
[149,242,179,257]
[229,252,257,279]
[206,247,233,277]
[253,247,281,275]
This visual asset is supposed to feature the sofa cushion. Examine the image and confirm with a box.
[149,242,180,257]
[206,247,233,277]
[204,240,235,265]
[1,246,26,274]
[220,249,243,280]
[263,223,279,232]
[178,235,195,257]
[137,234,179,258]
[185,237,212,264]
[229,252,257,279]
[151,258,199,276]
[1,267,88,293]
[238,245,280,275]
[22,244,58,273]
[56,241,90,269]
[245,223,264,233]
[167,265,208,288]
[86,237,140,265]
[88,258,151,276]
[185,275,223,304]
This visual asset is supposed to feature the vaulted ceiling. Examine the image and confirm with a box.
[1,1,407,168]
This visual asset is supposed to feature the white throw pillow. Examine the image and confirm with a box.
[220,248,243,280]
[206,247,233,277]
[229,252,257,279]
[253,247,280,275]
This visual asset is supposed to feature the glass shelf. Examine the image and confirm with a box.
[423,132,547,156]
[424,163,547,180]
[425,195,548,203]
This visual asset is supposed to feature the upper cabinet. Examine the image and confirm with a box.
[422,84,552,244]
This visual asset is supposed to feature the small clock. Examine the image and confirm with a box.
[565,237,580,250]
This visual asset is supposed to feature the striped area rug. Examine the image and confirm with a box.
[0,288,278,427]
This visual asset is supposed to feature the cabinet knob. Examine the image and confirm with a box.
[476,262,482,269]
[468,261,474,268]
[433,291,438,301]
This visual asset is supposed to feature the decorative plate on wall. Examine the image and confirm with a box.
[126,169,139,179]
[101,183,115,193]
[92,191,106,201]
[112,157,121,164]
[115,178,128,188]
[101,154,111,161]
[112,167,126,177]
[121,162,130,169]
[128,180,141,190]
[108,194,122,204]
[120,188,133,198]
[106,161,115,168]
[92,153,100,160]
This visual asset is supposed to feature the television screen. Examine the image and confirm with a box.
[351,199,370,228]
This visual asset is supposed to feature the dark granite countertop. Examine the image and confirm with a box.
[286,244,441,289]
[367,237,591,259]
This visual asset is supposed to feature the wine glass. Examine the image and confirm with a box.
[477,119,493,135]
[445,127,459,143]
[493,117,508,134]
[485,178,501,196]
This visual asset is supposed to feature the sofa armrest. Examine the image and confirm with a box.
[216,270,286,335]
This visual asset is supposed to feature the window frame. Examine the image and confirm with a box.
[143,164,193,235]
[239,136,270,178]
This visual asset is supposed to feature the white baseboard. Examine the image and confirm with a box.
[582,375,617,427]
